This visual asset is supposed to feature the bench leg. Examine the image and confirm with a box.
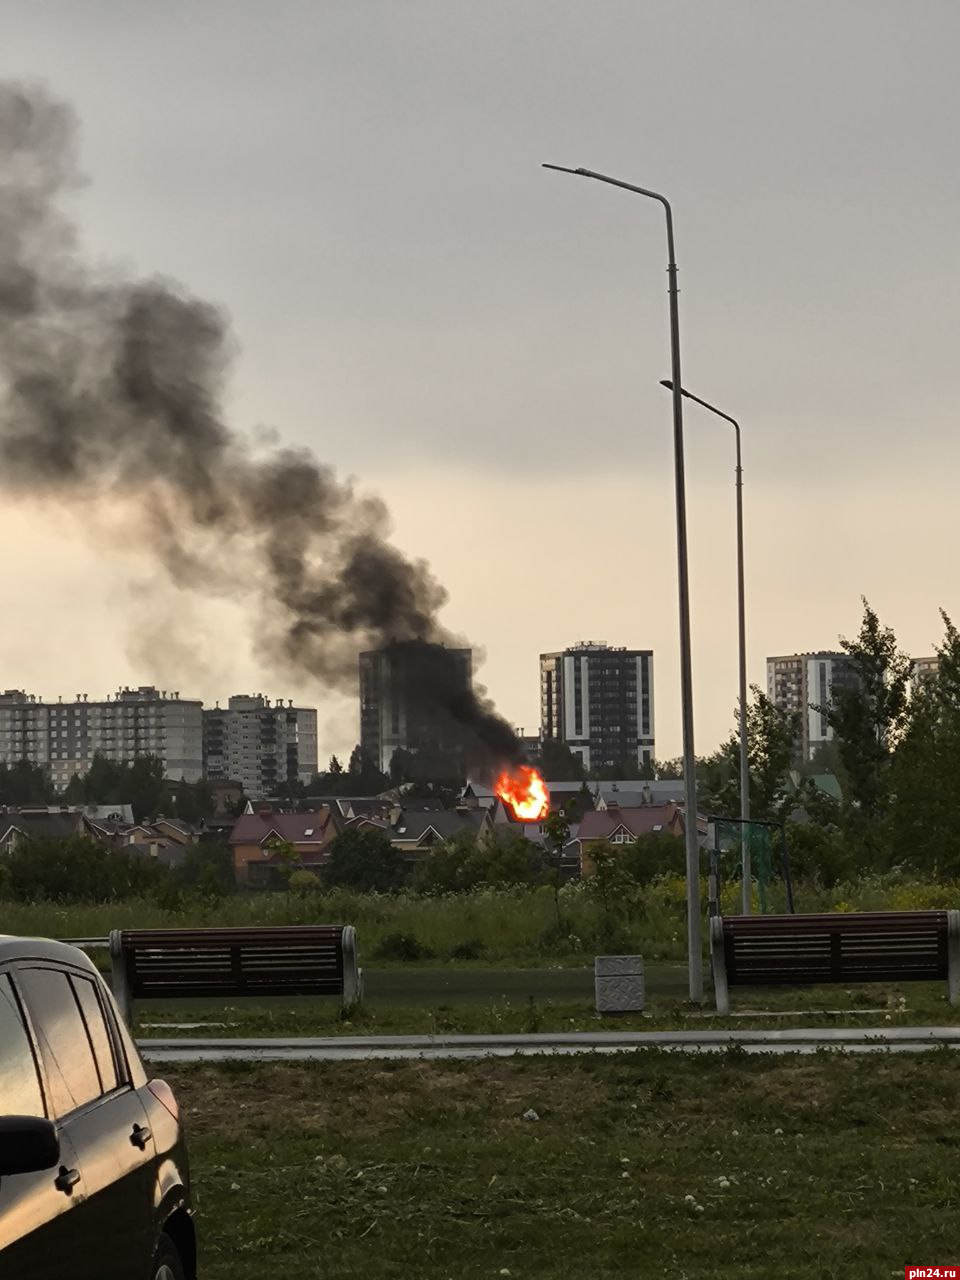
[710,916,730,1015]
[947,911,960,1006]
[109,929,133,1027]
[341,926,362,1008]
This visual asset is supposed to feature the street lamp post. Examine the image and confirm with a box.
[660,380,751,914]
[543,164,703,1002]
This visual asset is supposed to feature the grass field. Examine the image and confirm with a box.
[8,870,960,968]
[132,964,960,1037]
[167,1051,960,1279]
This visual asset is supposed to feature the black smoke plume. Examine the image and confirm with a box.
[0,81,522,778]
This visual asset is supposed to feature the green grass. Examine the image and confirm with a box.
[167,1052,960,1279]
[133,966,960,1038]
[8,870,960,969]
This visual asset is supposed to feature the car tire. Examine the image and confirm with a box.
[152,1232,186,1280]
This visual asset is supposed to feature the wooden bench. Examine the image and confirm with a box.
[710,910,960,1014]
[109,925,361,1023]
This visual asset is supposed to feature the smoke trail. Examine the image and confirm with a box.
[0,81,521,776]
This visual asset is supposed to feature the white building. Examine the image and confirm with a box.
[0,686,204,788]
[540,641,655,772]
[203,694,318,798]
[766,653,859,760]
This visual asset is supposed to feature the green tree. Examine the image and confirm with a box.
[701,686,800,822]
[824,600,912,866]
[0,760,55,805]
[534,740,585,782]
[542,811,571,931]
[890,610,960,875]
[585,839,637,950]
[346,745,390,794]
[127,755,167,823]
[0,835,163,903]
[324,827,408,893]
[175,842,235,898]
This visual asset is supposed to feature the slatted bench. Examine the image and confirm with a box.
[710,910,960,1014]
[109,925,361,1023]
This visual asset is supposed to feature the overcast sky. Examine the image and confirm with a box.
[1,1,958,763]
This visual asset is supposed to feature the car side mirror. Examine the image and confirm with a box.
[0,1116,60,1176]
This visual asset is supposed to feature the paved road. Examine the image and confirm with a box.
[138,1025,960,1063]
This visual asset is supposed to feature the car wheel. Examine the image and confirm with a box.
[152,1232,186,1280]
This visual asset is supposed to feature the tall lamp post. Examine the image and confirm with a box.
[543,164,702,1001]
[661,380,751,914]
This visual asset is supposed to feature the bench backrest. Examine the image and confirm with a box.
[114,925,350,999]
[720,910,950,987]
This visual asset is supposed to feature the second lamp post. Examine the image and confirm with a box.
[661,380,751,913]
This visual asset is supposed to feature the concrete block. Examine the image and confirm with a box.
[595,955,645,1014]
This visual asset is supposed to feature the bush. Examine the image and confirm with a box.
[324,829,410,894]
[1,836,165,904]
[447,938,486,961]
[374,931,435,962]
[288,869,322,894]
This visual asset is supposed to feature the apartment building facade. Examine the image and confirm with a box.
[540,641,655,772]
[0,686,204,787]
[766,652,859,761]
[202,694,318,798]
[359,645,473,774]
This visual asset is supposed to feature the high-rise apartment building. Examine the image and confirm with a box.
[0,686,204,788]
[359,645,472,774]
[202,695,318,798]
[766,652,859,761]
[539,641,655,772]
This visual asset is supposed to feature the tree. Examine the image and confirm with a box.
[127,755,166,823]
[175,842,235,898]
[703,686,800,822]
[346,745,390,794]
[823,600,912,865]
[542,811,571,931]
[0,835,163,903]
[324,827,408,893]
[0,760,55,805]
[534,740,585,782]
[890,610,960,875]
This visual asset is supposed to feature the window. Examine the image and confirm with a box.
[17,968,103,1117]
[0,974,44,1117]
[71,975,119,1093]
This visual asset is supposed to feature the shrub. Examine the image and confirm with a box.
[1,836,165,903]
[324,829,410,894]
[374,931,435,961]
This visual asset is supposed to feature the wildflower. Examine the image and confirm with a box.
[774,1128,783,1136]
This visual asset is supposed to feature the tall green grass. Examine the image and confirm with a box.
[5,871,960,966]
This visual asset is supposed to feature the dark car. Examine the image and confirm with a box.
[0,936,195,1279]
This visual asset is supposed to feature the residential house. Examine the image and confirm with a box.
[387,807,492,858]
[576,803,706,874]
[228,807,340,887]
[0,808,89,853]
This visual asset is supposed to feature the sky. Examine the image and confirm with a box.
[1,1,959,764]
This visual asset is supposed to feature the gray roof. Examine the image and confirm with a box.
[391,809,486,842]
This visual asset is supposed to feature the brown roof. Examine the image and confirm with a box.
[228,808,337,848]
[577,804,686,841]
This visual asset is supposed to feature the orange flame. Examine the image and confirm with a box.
[495,765,550,823]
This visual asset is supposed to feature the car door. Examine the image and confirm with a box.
[0,970,87,1280]
[15,965,157,1280]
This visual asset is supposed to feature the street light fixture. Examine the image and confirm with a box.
[661,379,751,914]
[543,164,703,1002]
